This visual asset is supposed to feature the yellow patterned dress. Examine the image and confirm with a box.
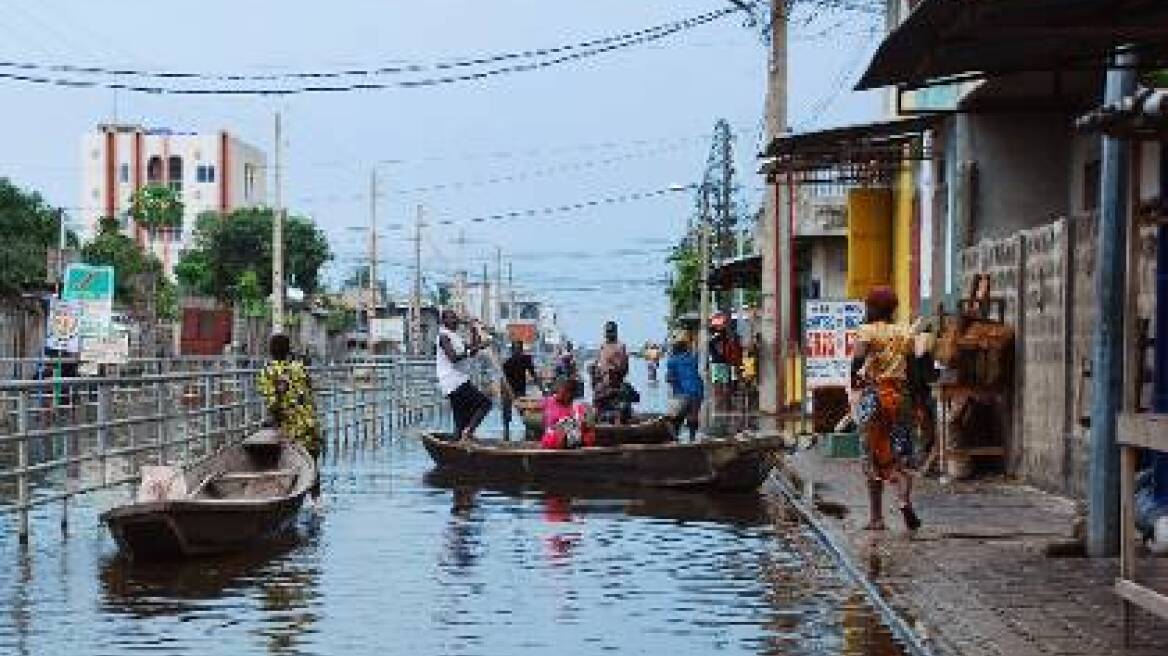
[257,359,320,456]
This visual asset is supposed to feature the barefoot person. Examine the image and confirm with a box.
[851,287,922,532]
[437,309,492,441]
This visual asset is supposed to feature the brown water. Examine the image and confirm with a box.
[0,437,904,656]
[0,371,905,656]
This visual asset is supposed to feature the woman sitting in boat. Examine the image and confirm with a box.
[540,375,596,449]
[257,334,321,503]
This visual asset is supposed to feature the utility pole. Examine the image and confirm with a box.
[410,204,423,355]
[481,263,490,329]
[271,111,285,335]
[759,0,788,416]
[699,184,712,429]
[368,168,378,355]
[454,230,468,316]
[495,246,503,332]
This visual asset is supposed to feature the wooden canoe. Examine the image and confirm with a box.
[421,433,782,492]
[101,430,316,561]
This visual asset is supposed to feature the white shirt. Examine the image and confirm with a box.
[435,326,471,395]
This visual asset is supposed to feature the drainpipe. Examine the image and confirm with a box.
[1087,50,1137,557]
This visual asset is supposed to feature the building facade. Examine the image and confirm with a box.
[79,124,267,271]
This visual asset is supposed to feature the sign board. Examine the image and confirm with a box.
[803,300,864,389]
[45,298,83,353]
[369,316,405,343]
[81,326,129,365]
[62,263,115,340]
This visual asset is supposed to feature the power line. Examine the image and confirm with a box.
[0,8,735,95]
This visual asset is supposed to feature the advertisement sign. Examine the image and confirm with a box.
[81,326,130,365]
[62,263,115,339]
[803,300,864,389]
[45,298,83,353]
[370,316,405,343]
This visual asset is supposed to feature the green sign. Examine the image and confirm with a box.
[63,264,114,302]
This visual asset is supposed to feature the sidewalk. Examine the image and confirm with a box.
[772,449,1168,656]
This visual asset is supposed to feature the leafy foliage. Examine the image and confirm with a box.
[129,184,183,230]
[175,208,332,302]
[80,217,164,305]
[667,243,700,321]
[0,178,69,298]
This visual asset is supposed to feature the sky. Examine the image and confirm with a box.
[0,0,883,347]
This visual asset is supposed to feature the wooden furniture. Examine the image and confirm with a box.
[925,382,1006,478]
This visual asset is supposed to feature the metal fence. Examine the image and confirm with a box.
[0,357,442,542]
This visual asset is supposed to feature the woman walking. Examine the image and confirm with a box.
[851,287,921,532]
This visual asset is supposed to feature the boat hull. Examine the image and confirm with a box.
[422,433,780,492]
[101,436,314,561]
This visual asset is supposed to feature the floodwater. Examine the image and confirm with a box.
[0,362,905,656]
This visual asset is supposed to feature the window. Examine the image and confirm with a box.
[196,164,216,183]
[244,163,257,200]
[118,163,129,183]
[168,156,183,193]
[147,156,163,184]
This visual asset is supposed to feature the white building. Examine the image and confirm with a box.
[79,124,267,271]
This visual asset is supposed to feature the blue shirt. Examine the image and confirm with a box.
[666,352,704,400]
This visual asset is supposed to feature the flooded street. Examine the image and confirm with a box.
[0,369,904,656]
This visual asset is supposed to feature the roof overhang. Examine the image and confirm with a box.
[857,0,1168,92]
[759,116,935,185]
[709,254,761,291]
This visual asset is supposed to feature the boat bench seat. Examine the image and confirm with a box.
[217,469,297,482]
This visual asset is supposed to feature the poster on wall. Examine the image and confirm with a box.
[45,298,83,353]
[81,326,129,365]
[803,300,865,389]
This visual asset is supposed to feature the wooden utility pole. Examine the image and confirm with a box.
[495,246,503,331]
[455,230,468,316]
[272,111,285,334]
[367,168,379,353]
[759,0,788,415]
[410,204,423,355]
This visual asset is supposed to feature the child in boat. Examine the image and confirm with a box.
[257,333,321,502]
[541,375,596,449]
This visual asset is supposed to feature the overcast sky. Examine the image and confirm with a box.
[0,0,881,346]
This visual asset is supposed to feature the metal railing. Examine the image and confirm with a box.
[0,357,442,542]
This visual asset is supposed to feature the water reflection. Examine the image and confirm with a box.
[0,435,904,656]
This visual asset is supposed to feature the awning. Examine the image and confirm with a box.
[708,254,761,291]
[1076,86,1168,138]
[759,116,934,184]
[857,0,1168,91]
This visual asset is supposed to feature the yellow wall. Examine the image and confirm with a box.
[892,165,914,322]
[846,188,893,299]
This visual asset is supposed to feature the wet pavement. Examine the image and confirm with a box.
[0,363,907,656]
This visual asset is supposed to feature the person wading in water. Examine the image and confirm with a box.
[437,309,492,442]
[592,320,631,424]
[257,334,321,505]
[851,287,922,532]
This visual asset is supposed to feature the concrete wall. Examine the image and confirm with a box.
[955,113,1074,243]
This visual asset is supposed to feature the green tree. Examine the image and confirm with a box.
[175,207,332,301]
[129,184,183,230]
[0,178,72,298]
[666,243,701,320]
[81,217,163,306]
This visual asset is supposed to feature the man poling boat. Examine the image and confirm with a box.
[436,309,493,442]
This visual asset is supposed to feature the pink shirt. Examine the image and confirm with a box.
[540,397,595,448]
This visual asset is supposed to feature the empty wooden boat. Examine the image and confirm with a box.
[101,430,315,561]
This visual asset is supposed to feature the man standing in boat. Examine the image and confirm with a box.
[592,320,631,424]
[500,339,539,440]
[437,309,493,442]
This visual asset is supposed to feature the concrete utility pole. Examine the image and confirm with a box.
[272,111,285,335]
[368,168,378,353]
[699,184,712,428]
[497,249,505,325]
[410,204,423,355]
[759,0,788,416]
[455,230,468,316]
[481,263,490,328]
[1088,50,1138,557]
